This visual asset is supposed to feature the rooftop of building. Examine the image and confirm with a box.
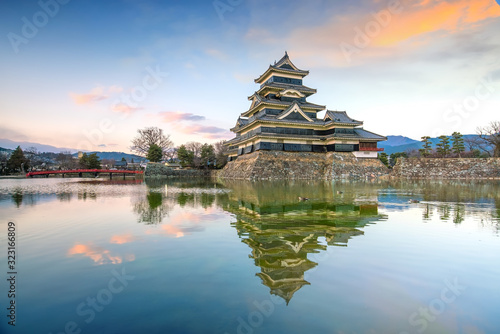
[255,52,310,83]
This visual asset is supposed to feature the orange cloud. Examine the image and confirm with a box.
[248,0,500,67]
[374,0,500,47]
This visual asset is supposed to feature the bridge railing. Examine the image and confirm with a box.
[26,169,144,177]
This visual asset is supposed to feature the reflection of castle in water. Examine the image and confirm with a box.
[222,181,387,303]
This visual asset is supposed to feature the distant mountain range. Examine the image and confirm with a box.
[380,134,482,155]
[0,138,143,162]
[71,151,144,162]
[0,138,80,154]
[0,135,488,159]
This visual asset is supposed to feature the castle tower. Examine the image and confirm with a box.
[225,52,386,161]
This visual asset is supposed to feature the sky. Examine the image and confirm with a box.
[1,0,499,153]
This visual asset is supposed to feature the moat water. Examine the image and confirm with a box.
[0,178,499,334]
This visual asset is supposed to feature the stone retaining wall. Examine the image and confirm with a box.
[219,151,389,180]
[392,157,500,179]
[145,163,211,178]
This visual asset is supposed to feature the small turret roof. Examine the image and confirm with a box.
[255,52,309,83]
[324,111,363,125]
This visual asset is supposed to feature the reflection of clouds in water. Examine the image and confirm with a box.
[145,207,224,238]
[110,234,136,244]
[68,244,135,265]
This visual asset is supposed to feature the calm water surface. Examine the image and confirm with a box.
[0,178,499,334]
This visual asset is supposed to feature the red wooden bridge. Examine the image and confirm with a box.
[26,169,143,179]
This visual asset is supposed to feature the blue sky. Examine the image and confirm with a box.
[1,0,499,152]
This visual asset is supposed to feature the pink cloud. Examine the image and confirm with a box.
[111,103,144,115]
[70,86,123,105]
[178,125,233,140]
[159,111,206,122]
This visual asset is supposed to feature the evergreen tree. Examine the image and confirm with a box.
[87,153,101,169]
[7,146,30,173]
[177,145,194,167]
[147,144,163,163]
[451,132,465,157]
[436,135,451,157]
[419,136,432,157]
[201,144,216,168]
[378,152,389,167]
[79,153,89,168]
[79,153,101,169]
[389,152,408,167]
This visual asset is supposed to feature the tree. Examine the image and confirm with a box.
[177,145,194,167]
[477,121,500,157]
[87,153,101,169]
[79,153,101,169]
[201,143,216,168]
[214,140,228,169]
[57,151,77,169]
[164,148,177,162]
[389,152,408,167]
[436,135,451,157]
[131,127,173,159]
[464,136,492,157]
[419,136,432,157]
[7,146,29,173]
[451,132,465,157]
[101,159,115,169]
[185,142,202,168]
[121,157,127,162]
[378,152,389,167]
[147,144,163,162]
[24,146,41,168]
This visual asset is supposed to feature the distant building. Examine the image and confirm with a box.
[165,162,182,169]
[127,162,142,170]
[114,160,127,169]
[225,52,386,160]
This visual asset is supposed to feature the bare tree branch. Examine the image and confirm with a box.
[476,121,500,157]
[130,127,173,159]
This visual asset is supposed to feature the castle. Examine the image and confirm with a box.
[225,52,386,161]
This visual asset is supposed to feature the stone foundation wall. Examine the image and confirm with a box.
[392,158,500,179]
[219,151,389,180]
[326,153,390,179]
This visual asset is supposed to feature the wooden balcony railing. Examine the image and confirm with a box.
[359,147,384,152]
